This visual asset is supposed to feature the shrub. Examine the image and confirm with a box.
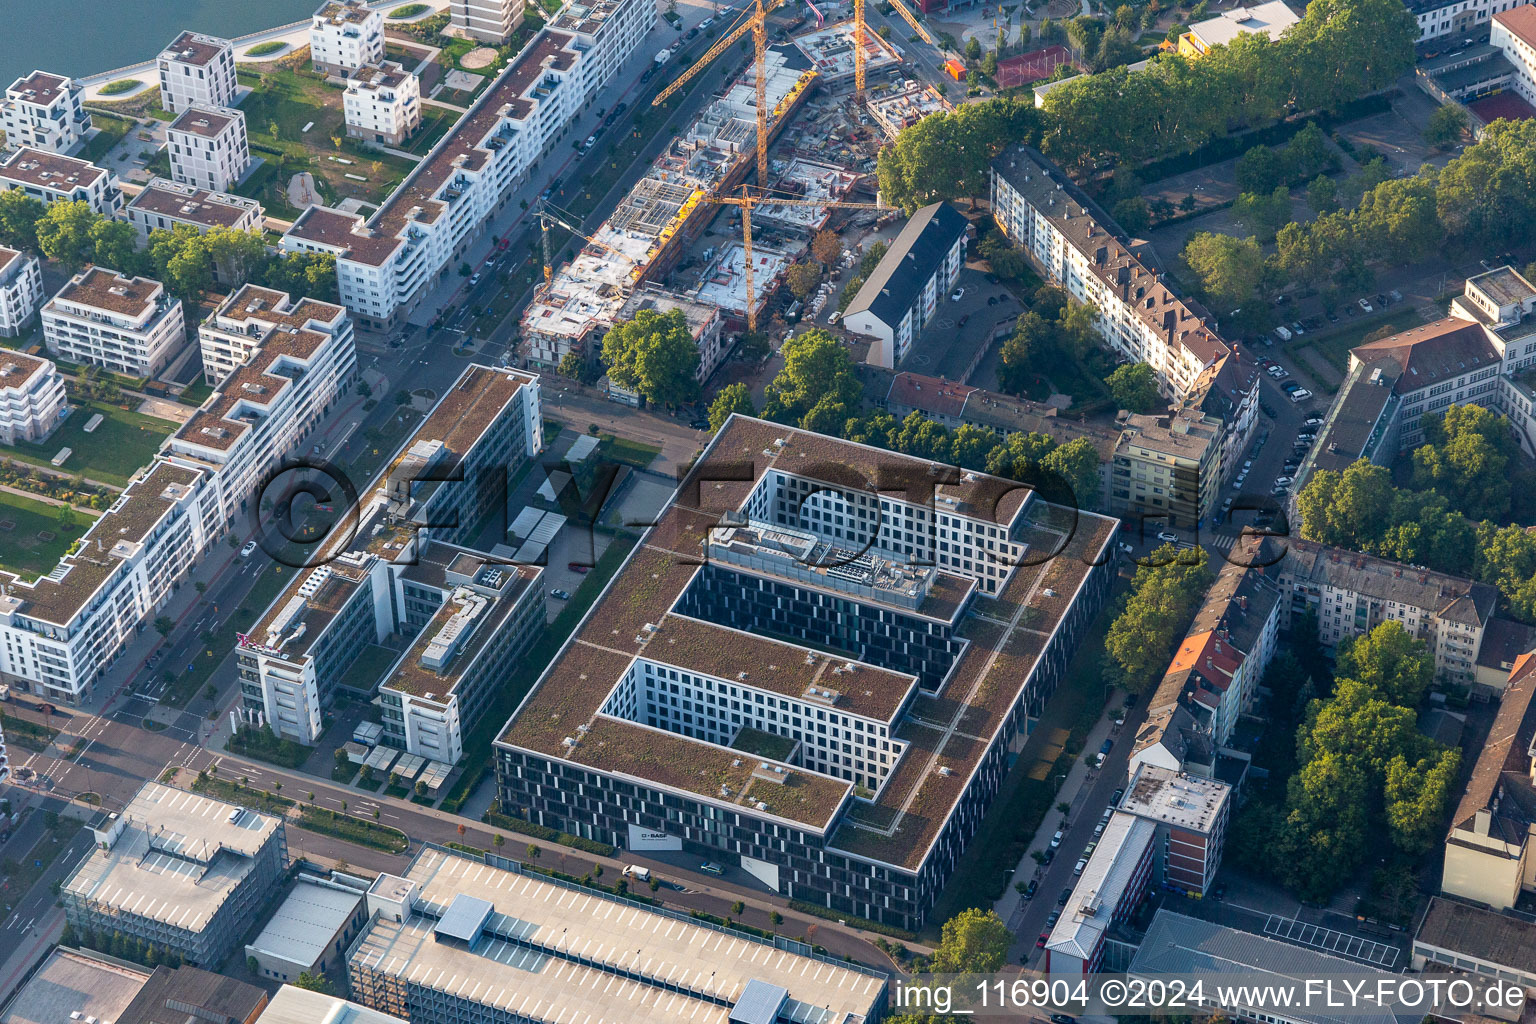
[99,79,141,96]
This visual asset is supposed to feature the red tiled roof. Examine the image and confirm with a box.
[1495,4,1536,50]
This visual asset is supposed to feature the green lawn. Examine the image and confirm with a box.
[6,400,178,487]
[0,490,86,579]
[80,113,135,163]
[245,41,288,58]
[237,67,420,207]
[599,435,661,469]
[401,104,459,156]
[232,159,302,221]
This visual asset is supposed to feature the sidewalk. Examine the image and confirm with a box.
[993,695,1124,930]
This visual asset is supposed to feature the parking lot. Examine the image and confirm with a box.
[1265,915,1402,968]
[905,267,1023,385]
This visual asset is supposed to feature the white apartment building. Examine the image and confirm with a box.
[451,0,524,42]
[0,71,89,155]
[198,284,352,386]
[283,0,653,330]
[41,268,186,378]
[0,246,43,336]
[310,0,386,77]
[0,350,66,445]
[343,61,421,146]
[0,309,353,706]
[843,202,968,368]
[992,146,1228,401]
[0,459,214,704]
[238,366,542,747]
[156,32,238,115]
[164,288,356,532]
[1410,0,1530,40]
[1492,6,1536,105]
[1269,537,1497,685]
[167,106,250,193]
[125,177,263,246]
[0,149,121,215]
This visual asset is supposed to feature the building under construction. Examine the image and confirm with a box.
[868,80,950,138]
[756,157,860,230]
[791,20,901,83]
[521,45,818,370]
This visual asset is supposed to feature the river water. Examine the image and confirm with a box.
[0,0,324,86]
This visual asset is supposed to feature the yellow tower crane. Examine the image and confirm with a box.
[653,0,783,187]
[886,0,936,47]
[708,185,890,333]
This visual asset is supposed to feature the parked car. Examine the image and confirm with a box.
[1274,325,1292,342]
[1045,909,1061,927]
[1156,531,1179,543]
[1058,887,1073,906]
[240,539,257,558]
[957,313,970,327]
[1037,932,1050,948]
[950,287,965,302]
[1358,297,1374,312]
[1291,388,1313,401]
[568,562,591,574]
[1050,830,1064,848]
[550,588,571,600]
[699,861,724,875]
[1073,858,1088,876]
[1290,321,1305,335]
[1022,879,1038,900]
[1276,475,1294,486]
[1112,788,1124,804]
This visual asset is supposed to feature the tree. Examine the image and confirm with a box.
[928,908,1011,975]
[1110,196,1151,236]
[1335,622,1434,707]
[810,230,841,265]
[1182,232,1264,311]
[1232,185,1290,242]
[708,382,754,430]
[877,97,1040,211]
[493,833,504,849]
[786,260,822,300]
[1103,545,1214,691]
[557,350,586,379]
[1105,362,1159,413]
[36,200,100,271]
[145,225,212,301]
[1422,103,1468,149]
[295,972,334,994]
[203,228,267,287]
[91,217,141,274]
[334,746,350,768]
[1411,403,1517,521]
[964,35,982,62]
[154,615,175,637]
[0,189,45,251]
[1305,174,1339,214]
[600,308,700,407]
[996,310,1050,394]
[1235,144,1285,194]
[1041,437,1102,510]
[762,329,862,429]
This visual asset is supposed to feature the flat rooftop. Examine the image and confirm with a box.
[7,71,70,107]
[128,178,261,228]
[499,416,1116,867]
[382,555,539,700]
[160,32,229,68]
[0,460,202,625]
[61,783,281,934]
[245,879,363,968]
[693,241,791,316]
[1120,763,1230,833]
[0,349,50,389]
[255,988,402,1024]
[168,106,240,139]
[867,83,949,137]
[0,948,149,1024]
[757,159,859,229]
[348,847,884,1024]
[48,267,162,320]
[0,149,107,192]
[1416,896,1536,975]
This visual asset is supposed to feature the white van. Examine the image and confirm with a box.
[623,865,651,882]
[1274,325,1293,342]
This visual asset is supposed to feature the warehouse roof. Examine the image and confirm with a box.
[244,879,362,969]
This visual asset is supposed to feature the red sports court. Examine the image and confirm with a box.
[995,45,1071,89]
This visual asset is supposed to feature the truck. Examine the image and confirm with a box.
[655,47,674,67]
[943,59,967,81]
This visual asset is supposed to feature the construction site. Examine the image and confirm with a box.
[519,4,918,375]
